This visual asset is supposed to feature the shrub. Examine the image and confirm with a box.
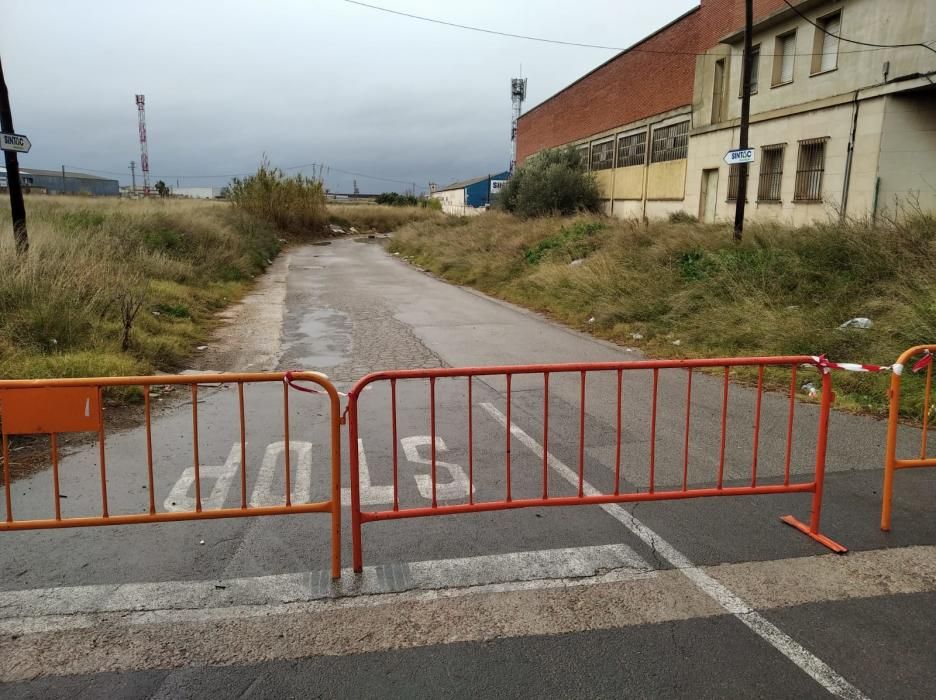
[228,162,326,236]
[497,147,601,218]
[375,192,419,207]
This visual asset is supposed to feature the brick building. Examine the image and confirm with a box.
[516,0,936,223]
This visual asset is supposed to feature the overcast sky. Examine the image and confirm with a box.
[2,0,696,193]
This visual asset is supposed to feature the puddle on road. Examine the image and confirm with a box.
[281,307,351,368]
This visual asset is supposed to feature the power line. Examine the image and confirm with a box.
[346,0,933,57]
[780,0,936,54]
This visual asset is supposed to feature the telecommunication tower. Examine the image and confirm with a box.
[135,94,151,195]
[509,77,527,174]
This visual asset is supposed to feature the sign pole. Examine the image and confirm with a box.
[0,55,27,255]
[733,0,753,242]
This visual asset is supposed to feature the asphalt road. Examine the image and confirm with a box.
[2,237,935,698]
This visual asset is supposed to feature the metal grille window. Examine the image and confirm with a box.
[794,138,827,202]
[650,121,689,163]
[617,131,647,167]
[575,144,590,169]
[757,144,785,201]
[727,164,749,201]
[590,140,614,170]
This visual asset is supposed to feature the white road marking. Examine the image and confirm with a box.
[341,439,394,506]
[402,435,474,502]
[249,440,313,507]
[0,544,651,635]
[480,402,869,700]
[164,444,241,512]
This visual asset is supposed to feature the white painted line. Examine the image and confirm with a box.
[0,544,650,630]
[480,402,869,700]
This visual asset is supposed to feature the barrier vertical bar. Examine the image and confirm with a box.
[144,387,156,514]
[921,362,932,459]
[543,372,549,499]
[649,368,658,493]
[506,373,512,502]
[809,371,833,533]
[467,377,474,505]
[784,366,797,487]
[430,377,437,508]
[191,384,201,512]
[392,378,399,511]
[751,365,764,487]
[717,367,729,489]
[237,382,247,510]
[50,433,61,520]
[349,391,364,572]
[578,371,586,498]
[614,369,622,496]
[326,377,342,580]
[683,368,693,492]
[283,382,292,506]
[97,387,109,517]
[2,433,11,521]
[881,365,902,532]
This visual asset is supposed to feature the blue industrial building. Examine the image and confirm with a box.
[431,170,510,213]
[0,166,119,196]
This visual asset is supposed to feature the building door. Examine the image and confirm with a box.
[700,169,719,223]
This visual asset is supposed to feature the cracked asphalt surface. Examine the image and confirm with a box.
[2,237,935,698]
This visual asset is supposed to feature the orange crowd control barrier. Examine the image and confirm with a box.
[0,372,342,578]
[348,356,846,572]
[881,345,936,532]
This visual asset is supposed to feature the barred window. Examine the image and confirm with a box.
[757,144,785,201]
[727,164,749,201]
[794,138,827,202]
[617,131,647,168]
[650,121,689,163]
[590,139,614,170]
[575,144,590,169]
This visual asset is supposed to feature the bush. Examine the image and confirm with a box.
[497,147,601,217]
[375,192,419,207]
[228,162,326,236]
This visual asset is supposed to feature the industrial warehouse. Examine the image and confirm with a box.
[516,0,936,224]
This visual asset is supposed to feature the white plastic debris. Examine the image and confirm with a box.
[839,317,873,330]
[801,382,818,399]
[630,332,644,340]
[329,224,346,235]
[588,316,596,324]
[569,259,585,267]
[672,339,682,346]
[350,227,359,234]
[199,539,205,545]
[196,345,208,351]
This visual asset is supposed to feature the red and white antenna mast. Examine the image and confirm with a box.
[135,94,150,195]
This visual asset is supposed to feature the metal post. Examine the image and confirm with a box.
[733,0,753,242]
[129,161,136,195]
[61,165,66,195]
[0,55,28,255]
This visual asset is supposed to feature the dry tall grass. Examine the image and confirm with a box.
[391,210,936,416]
[0,196,280,380]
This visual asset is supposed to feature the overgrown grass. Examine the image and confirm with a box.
[0,196,281,383]
[229,164,327,236]
[328,203,443,232]
[391,210,936,417]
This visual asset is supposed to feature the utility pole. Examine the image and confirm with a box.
[0,55,28,255]
[61,165,66,195]
[129,160,136,194]
[733,0,754,242]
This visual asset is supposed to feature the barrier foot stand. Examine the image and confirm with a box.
[780,515,848,554]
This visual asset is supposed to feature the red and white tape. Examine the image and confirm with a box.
[812,350,932,376]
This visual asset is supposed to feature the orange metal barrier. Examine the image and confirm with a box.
[348,357,846,572]
[881,345,936,531]
[0,372,342,578]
